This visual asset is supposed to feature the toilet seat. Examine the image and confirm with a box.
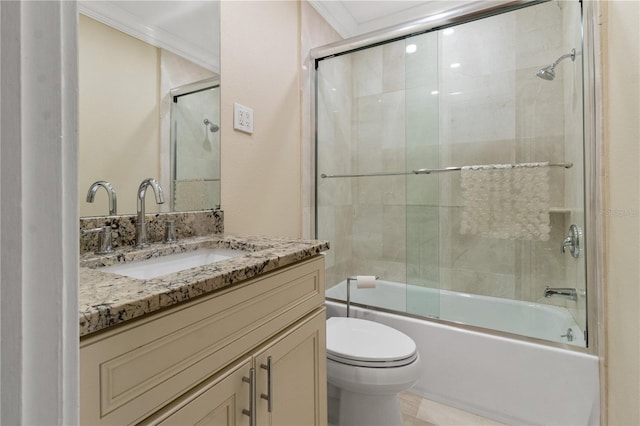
[326,317,418,368]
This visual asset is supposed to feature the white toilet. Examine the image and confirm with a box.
[326,316,421,426]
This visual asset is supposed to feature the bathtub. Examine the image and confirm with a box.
[325,281,600,425]
[326,280,585,346]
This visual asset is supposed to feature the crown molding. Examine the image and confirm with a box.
[308,0,475,40]
[307,0,360,38]
[78,1,219,73]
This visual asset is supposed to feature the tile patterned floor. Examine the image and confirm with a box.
[398,392,507,426]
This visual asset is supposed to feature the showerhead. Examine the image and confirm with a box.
[536,48,576,81]
[203,118,220,133]
[536,65,556,81]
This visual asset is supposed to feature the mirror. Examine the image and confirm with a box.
[78,1,220,217]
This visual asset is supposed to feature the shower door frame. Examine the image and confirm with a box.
[311,0,602,356]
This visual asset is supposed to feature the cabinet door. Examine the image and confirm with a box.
[254,309,327,426]
[142,358,252,426]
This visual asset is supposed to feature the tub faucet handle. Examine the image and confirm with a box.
[561,328,574,342]
[561,224,581,258]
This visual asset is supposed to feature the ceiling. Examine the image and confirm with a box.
[308,0,474,38]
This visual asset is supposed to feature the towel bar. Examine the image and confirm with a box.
[321,162,573,178]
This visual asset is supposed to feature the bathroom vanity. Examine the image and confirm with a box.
[79,233,329,425]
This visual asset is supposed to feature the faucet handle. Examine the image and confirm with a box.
[164,220,177,244]
[82,226,114,255]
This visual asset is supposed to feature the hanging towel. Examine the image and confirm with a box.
[459,162,551,241]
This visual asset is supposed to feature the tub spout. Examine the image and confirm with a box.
[544,286,577,301]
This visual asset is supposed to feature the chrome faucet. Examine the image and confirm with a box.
[136,178,165,247]
[86,181,117,215]
[544,286,578,301]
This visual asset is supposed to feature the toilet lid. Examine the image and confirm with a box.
[326,317,417,367]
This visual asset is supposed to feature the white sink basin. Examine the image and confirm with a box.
[101,248,246,280]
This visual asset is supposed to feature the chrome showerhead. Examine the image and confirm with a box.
[536,48,576,81]
[536,65,556,81]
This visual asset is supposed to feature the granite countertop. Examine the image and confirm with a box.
[79,234,329,337]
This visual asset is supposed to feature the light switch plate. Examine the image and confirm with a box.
[234,103,253,134]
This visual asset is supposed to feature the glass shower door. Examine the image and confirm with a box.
[404,0,587,346]
[404,32,441,319]
[316,37,442,315]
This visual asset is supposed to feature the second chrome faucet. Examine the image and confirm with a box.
[86,180,117,215]
[136,178,165,247]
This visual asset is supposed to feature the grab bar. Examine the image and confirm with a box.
[321,162,573,178]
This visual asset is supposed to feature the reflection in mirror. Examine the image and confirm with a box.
[171,79,221,211]
[78,1,220,217]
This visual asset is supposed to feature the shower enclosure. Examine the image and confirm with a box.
[315,0,589,347]
[171,78,221,211]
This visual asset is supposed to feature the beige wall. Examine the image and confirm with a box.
[602,1,640,424]
[78,15,160,216]
[220,1,301,237]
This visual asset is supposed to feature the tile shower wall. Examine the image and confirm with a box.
[319,2,583,320]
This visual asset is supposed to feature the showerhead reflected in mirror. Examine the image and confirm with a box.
[204,119,220,133]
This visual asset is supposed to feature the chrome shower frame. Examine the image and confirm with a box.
[581,2,606,419]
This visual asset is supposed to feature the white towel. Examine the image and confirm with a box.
[459,162,551,241]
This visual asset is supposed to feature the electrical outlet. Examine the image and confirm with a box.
[234,103,254,134]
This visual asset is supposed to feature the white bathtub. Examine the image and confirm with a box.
[326,280,585,346]
[325,281,600,425]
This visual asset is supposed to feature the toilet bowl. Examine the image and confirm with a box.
[326,317,421,426]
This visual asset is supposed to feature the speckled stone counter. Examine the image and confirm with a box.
[79,234,329,337]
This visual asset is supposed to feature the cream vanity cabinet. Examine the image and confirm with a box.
[80,256,327,426]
